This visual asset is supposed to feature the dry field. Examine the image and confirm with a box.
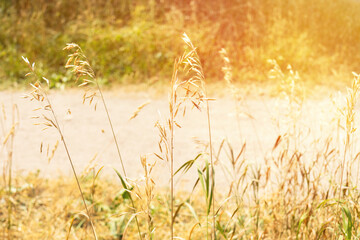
[2,35,360,240]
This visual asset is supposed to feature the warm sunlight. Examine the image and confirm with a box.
[1,1,360,239]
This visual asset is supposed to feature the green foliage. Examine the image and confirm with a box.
[2,0,360,88]
[114,169,132,201]
[198,160,214,216]
[340,205,353,240]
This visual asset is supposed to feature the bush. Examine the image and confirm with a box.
[1,0,360,88]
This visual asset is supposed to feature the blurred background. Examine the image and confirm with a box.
[1,0,360,89]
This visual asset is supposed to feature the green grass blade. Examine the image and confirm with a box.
[184,202,200,224]
[114,168,129,190]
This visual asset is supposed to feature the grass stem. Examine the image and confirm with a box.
[45,94,98,240]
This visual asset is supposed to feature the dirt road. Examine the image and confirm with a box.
[0,89,340,189]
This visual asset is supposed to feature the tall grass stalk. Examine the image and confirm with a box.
[22,57,98,240]
[182,34,216,239]
[339,72,360,198]
[63,44,142,239]
[155,33,209,238]
[170,61,175,239]
[140,155,155,240]
[219,48,242,139]
[219,48,260,151]
[206,99,215,240]
[97,81,127,176]
[63,44,127,176]
[1,104,19,239]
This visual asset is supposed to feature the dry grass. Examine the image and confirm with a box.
[21,56,98,239]
[3,33,360,240]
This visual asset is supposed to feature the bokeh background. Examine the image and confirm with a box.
[1,0,360,89]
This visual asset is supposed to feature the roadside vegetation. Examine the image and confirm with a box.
[2,1,360,239]
[1,0,360,89]
[1,31,360,239]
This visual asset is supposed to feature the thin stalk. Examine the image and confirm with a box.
[205,99,216,240]
[95,81,127,177]
[94,81,142,240]
[207,214,209,240]
[339,134,350,200]
[44,94,98,240]
[145,166,153,240]
[64,44,142,239]
[6,134,13,239]
[3,105,18,239]
[357,147,360,188]
[129,195,143,240]
[170,65,175,240]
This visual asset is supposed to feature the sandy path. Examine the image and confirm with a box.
[0,89,338,190]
